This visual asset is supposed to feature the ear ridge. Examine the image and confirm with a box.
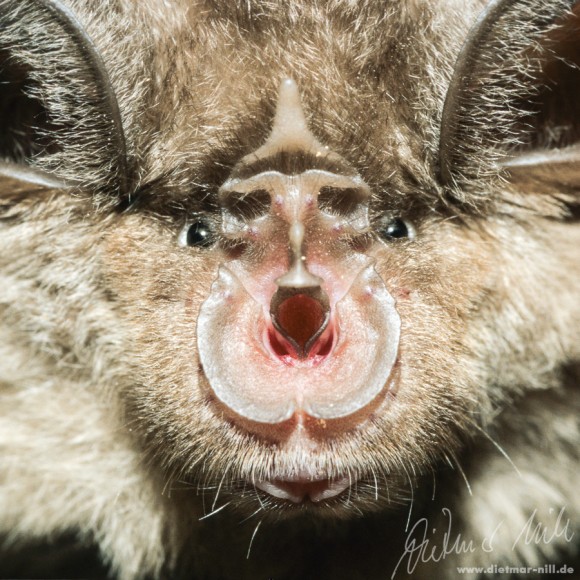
[440,0,579,193]
[439,0,514,186]
[0,0,128,196]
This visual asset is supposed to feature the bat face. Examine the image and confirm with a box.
[97,8,493,511]
[101,82,485,509]
[0,0,579,577]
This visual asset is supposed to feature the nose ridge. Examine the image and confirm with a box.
[269,219,330,358]
[275,221,323,289]
[218,77,371,237]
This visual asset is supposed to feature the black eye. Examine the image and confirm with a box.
[179,220,215,248]
[378,218,415,241]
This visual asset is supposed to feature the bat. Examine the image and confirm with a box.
[0,0,578,578]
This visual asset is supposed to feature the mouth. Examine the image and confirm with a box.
[255,474,352,504]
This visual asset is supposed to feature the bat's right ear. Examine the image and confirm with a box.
[440,0,580,207]
[0,0,129,197]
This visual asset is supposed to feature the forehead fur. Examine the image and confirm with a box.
[66,0,485,204]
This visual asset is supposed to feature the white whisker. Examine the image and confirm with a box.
[198,501,232,521]
[468,419,521,477]
[246,519,263,560]
[211,470,228,512]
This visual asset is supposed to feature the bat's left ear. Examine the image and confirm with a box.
[440,0,580,203]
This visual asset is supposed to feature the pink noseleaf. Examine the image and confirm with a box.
[197,264,400,424]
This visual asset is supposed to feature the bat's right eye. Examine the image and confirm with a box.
[178,220,215,248]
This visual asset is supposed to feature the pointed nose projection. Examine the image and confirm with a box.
[198,79,401,425]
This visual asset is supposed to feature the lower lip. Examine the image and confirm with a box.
[255,476,352,504]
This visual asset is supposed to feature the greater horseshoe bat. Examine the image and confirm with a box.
[0,0,578,578]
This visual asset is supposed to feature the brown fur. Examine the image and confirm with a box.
[0,1,578,578]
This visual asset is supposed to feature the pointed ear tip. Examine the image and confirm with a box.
[0,162,68,191]
[500,145,580,169]
[496,147,580,197]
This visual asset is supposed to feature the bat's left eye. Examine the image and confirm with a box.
[378,217,415,241]
[178,220,215,248]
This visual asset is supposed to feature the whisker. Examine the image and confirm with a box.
[381,471,391,504]
[450,454,472,496]
[240,506,264,525]
[431,468,437,501]
[254,485,266,511]
[468,419,521,477]
[198,501,232,521]
[212,470,229,512]
[346,467,353,506]
[403,464,414,532]
[246,519,264,560]
[371,469,379,501]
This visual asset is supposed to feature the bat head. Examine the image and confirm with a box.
[0,0,579,514]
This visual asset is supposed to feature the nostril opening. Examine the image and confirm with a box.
[268,326,294,358]
[270,288,331,359]
[278,293,324,350]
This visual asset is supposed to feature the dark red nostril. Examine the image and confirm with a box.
[270,288,331,359]
[277,293,324,351]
